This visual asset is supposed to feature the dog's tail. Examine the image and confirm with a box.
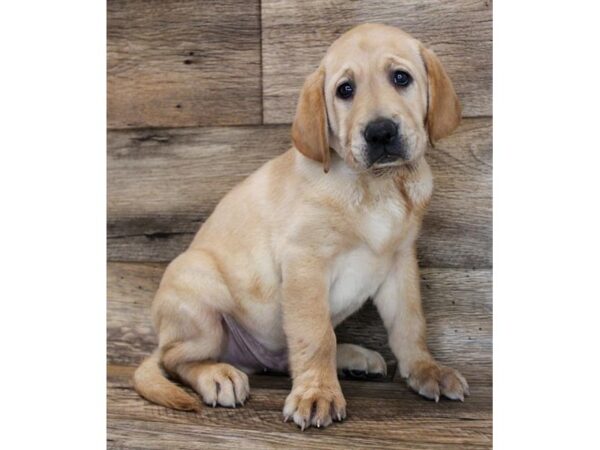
[133,350,200,412]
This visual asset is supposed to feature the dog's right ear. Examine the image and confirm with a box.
[291,67,331,173]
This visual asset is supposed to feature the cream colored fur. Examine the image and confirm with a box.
[133,23,468,430]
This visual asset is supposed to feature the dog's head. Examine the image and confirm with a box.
[292,23,461,172]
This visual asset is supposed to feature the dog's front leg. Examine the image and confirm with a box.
[281,254,346,429]
[374,247,470,402]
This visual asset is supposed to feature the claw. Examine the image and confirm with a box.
[316,419,321,428]
[283,415,290,423]
[301,422,306,432]
[337,413,342,421]
[212,401,217,408]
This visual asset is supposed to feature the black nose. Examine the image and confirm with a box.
[364,118,398,145]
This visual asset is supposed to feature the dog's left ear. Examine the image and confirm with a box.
[291,67,331,173]
[420,46,462,143]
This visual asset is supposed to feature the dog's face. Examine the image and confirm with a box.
[292,24,461,172]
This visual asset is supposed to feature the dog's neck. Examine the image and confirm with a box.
[294,150,433,210]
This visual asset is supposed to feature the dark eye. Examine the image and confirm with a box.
[336,82,354,99]
[392,70,412,87]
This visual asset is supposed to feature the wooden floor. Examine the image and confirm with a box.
[107,0,492,447]
[108,365,491,449]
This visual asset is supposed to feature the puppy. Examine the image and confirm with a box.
[134,23,468,429]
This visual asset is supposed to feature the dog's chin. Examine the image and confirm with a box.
[347,158,407,173]
[342,145,415,172]
[360,141,415,171]
[367,161,407,177]
[368,154,414,170]
[373,153,403,165]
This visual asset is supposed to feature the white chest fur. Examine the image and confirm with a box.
[359,197,406,253]
[327,183,409,325]
[328,245,393,326]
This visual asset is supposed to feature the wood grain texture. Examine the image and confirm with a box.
[108,118,491,267]
[108,0,261,128]
[107,1,492,446]
[261,0,492,123]
[107,262,491,384]
[108,365,492,449]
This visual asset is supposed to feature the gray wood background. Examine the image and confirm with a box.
[108,1,492,446]
[107,3,492,444]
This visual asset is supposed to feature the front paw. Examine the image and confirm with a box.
[407,361,470,402]
[283,377,347,430]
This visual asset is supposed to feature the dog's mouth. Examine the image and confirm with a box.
[366,145,409,168]
[363,130,409,168]
[373,152,403,165]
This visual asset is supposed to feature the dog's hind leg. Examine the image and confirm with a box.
[336,343,387,379]
[151,249,250,408]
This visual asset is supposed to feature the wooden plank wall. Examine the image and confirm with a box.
[108,0,492,384]
[108,0,262,128]
[261,0,492,123]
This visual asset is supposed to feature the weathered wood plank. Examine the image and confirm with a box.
[108,118,492,267]
[107,263,492,384]
[108,365,492,449]
[261,0,492,123]
[107,0,261,128]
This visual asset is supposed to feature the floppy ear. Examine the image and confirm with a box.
[291,67,331,172]
[420,46,462,143]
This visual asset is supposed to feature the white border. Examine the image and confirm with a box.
[1,1,599,448]
[1,1,106,448]
[495,1,599,449]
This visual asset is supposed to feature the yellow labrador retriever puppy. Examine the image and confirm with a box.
[134,23,468,429]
